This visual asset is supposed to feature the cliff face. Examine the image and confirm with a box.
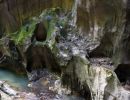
[0,0,125,41]
[73,0,128,66]
[71,0,130,68]
[0,0,129,74]
[76,0,124,36]
[114,0,130,65]
[0,1,130,100]
[0,0,73,33]
[73,0,124,56]
[0,0,129,75]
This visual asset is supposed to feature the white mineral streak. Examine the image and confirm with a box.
[92,67,107,100]
[71,0,80,26]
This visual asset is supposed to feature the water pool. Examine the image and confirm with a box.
[0,68,28,91]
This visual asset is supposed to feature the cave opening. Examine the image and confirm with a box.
[115,64,130,84]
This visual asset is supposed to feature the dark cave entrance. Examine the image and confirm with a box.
[115,64,130,84]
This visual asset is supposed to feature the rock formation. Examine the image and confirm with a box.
[0,0,130,100]
[0,0,74,34]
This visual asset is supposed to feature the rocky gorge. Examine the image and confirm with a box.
[0,0,130,100]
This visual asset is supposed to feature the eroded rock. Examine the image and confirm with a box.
[25,45,61,73]
[0,38,26,75]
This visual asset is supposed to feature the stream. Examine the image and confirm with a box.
[0,68,85,100]
[0,68,28,91]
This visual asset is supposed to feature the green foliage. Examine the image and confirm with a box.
[9,7,69,47]
[11,21,37,45]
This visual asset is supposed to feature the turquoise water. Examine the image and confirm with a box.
[0,68,28,91]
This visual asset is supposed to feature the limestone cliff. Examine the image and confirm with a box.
[0,0,130,100]
[0,0,73,33]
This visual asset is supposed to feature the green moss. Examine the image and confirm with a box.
[47,19,57,39]
[10,21,37,45]
[8,8,69,47]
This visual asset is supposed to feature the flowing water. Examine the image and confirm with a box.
[0,68,28,91]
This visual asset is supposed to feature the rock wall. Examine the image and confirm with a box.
[72,0,128,66]
[75,0,124,37]
[76,0,124,58]
[113,0,130,65]
[0,0,74,33]
[0,0,129,74]
[0,1,130,99]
